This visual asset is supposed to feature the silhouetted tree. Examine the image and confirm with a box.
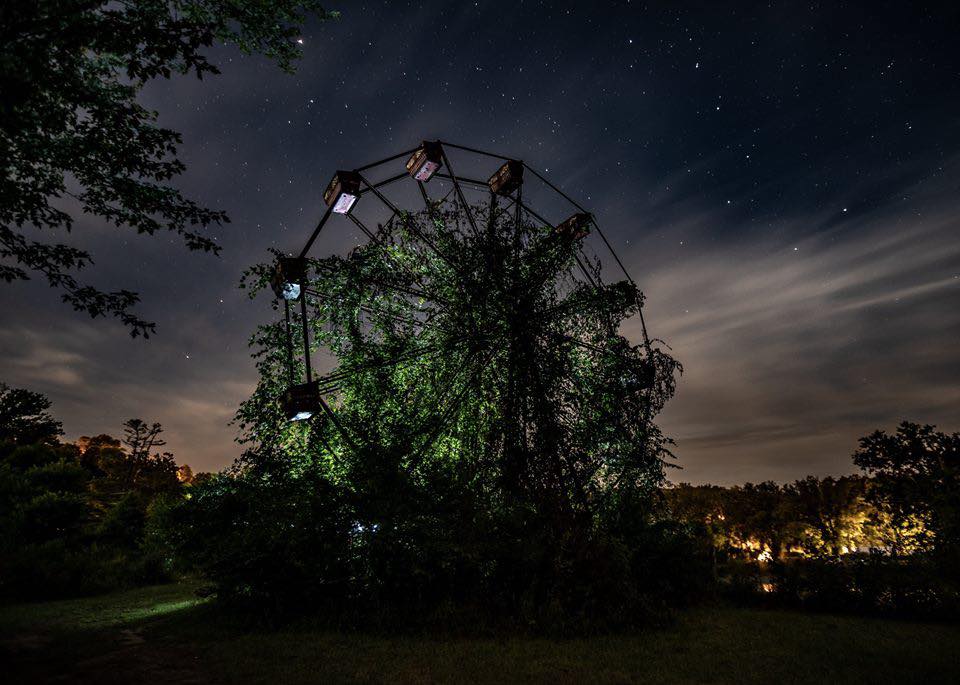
[0,383,63,445]
[1,1,337,335]
[0,386,194,599]
[667,483,727,578]
[790,476,870,556]
[854,422,960,560]
[91,419,179,507]
[723,482,799,559]
[76,433,121,475]
[122,419,166,458]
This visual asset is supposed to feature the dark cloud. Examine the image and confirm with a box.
[2,2,958,480]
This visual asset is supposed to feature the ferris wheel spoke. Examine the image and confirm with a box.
[356,172,464,276]
[316,331,478,391]
[405,348,495,473]
[432,172,489,189]
[416,179,433,214]
[346,213,441,298]
[298,204,334,259]
[496,193,601,290]
[304,289,423,331]
[437,149,481,238]
[315,339,485,467]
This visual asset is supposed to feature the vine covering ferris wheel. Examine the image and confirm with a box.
[262,139,673,474]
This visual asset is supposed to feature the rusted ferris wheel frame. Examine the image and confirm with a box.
[268,140,654,455]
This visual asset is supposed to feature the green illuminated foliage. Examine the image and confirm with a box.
[207,198,693,627]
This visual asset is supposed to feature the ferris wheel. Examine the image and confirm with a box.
[265,140,663,470]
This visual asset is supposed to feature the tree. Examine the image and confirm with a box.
[790,476,870,556]
[723,482,798,560]
[853,422,960,559]
[239,199,679,530]
[176,463,194,484]
[90,419,179,505]
[0,390,195,599]
[122,419,166,459]
[666,483,728,579]
[0,383,63,446]
[191,198,685,624]
[1,0,337,336]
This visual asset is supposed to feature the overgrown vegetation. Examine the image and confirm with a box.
[147,198,960,630]
[3,378,956,627]
[0,383,197,600]
[160,200,702,631]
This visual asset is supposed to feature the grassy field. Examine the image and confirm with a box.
[2,583,959,684]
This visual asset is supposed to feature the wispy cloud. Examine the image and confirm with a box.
[641,183,960,484]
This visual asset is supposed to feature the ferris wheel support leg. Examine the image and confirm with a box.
[300,293,312,383]
[283,299,295,385]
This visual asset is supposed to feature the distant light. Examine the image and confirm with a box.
[488,160,524,196]
[323,170,362,214]
[271,256,307,301]
[406,141,443,182]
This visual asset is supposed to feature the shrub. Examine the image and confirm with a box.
[159,467,711,632]
[726,555,960,620]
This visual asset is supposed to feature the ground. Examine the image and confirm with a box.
[2,583,959,684]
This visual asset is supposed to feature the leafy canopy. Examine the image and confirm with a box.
[0,383,63,446]
[0,0,336,336]
[239,199,680,530]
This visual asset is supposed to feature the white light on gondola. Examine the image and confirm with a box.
[323,170,362,214]
[406,141,443,182]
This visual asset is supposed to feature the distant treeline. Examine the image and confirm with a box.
[666,422,960,617]
[669,475,927,561]
[3,380,957,622]
[0,383,201,599]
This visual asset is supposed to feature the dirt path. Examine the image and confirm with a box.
[4,625,216,684]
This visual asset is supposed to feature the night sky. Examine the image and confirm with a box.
[2,1,958,484]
